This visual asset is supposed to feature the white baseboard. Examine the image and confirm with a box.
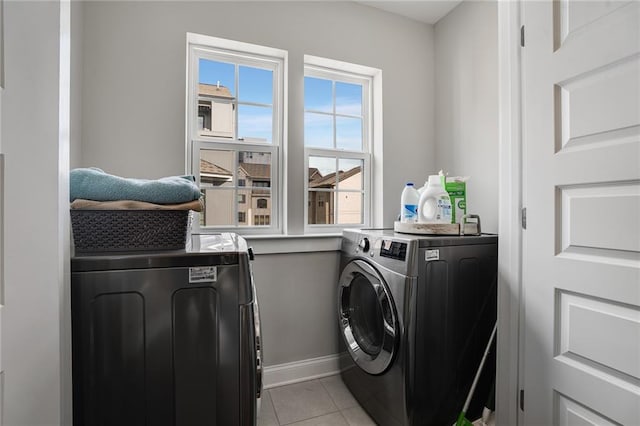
[262,353,348,389]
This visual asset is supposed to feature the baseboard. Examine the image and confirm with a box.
[262,353,348,389]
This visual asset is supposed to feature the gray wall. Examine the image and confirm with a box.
[2,1,71,424]
[434,1,499,233]
[70,0,83,169]
[80,1,436,228]
[253,252,341,364]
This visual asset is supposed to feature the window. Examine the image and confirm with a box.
[187,33,286,234]
[304,58,373,229]
[254,214,270,226]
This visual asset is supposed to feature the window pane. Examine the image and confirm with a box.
[239,190,272,227]
[336,82,362,116]
[338,158,363,190]
[200,149,234,187]
[239,151,271,189]
[336,116,362,151]
[199,59,235,96]
[336,191,363,224]
[305,113,333,148]
[239,66,273,105]
[308,190,334,225]
[237,188,251,225]
[197,60,236,139]
[304,77,332,112]
[202,188,235,226]
[308,156,336,187]
[238,105,272,143]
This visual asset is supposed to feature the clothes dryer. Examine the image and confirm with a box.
[338,229,497,426]
[71,233,262,426]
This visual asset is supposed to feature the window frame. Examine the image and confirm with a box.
[303,60,373,233]
[186,33,287,235]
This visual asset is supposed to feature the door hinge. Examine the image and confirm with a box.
[520,25,525,47]
[521,207,527,230]
[520,389,525,411]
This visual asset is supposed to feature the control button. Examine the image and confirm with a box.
[359,238,370,252]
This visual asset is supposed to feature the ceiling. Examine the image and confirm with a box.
[356,1,462,25]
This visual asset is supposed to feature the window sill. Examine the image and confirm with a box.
[243,233,342,255]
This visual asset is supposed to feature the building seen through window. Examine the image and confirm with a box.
[199,151,272,227]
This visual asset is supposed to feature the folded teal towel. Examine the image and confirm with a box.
[70,168,201,204]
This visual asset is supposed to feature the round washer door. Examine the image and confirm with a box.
[338,259,399,375]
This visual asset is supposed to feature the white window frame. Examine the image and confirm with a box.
[304,56,376,233]
[186,33,287,235]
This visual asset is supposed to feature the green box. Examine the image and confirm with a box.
[444,179,466,224]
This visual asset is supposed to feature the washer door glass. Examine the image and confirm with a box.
[339,260,398,375]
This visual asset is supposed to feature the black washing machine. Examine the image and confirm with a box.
[71,233,262,426]
[338,229,497,425]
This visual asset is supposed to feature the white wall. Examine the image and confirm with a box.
[79,1,436,228]
[434,1,499,233]
[1,1,71,424]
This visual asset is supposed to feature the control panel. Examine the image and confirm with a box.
[379,239,407,261]
[358,237,370,253]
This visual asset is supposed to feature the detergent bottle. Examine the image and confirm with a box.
[400,183,419,223]
[418,175,452,223]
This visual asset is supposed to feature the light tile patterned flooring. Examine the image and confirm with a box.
[258,375,376,426]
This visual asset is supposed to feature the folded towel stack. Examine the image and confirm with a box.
[70,168,203,212]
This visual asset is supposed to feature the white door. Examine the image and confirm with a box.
[522,1,640,425]
[0,1,4,416]
[0,150,4,425]
[0,30,4,426]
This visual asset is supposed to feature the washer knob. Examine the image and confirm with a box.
[359,238,370,252]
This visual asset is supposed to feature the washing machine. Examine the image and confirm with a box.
[338,229,497,426]
[71,233,262,426]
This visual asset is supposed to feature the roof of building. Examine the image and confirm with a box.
[309,166,362,188]
[198,83,235,99]
[308,167,322,182]
[200,158,232,176]
[239,163,271,180]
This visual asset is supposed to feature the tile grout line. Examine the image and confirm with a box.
[278,408,342,426]
[259,389,283,426]
[318,376,342,412]
[268,390,283,426]
[273,378,342,426]
[336,409,351,426]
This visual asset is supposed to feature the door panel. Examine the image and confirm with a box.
[554,55,639,151]
[557,291,639,380]
[554,0,632,50]
[555,393,618,426]
[522,1,640,425]
[559,183,640,255]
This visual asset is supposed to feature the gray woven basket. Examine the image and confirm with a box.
[70,209,191,253]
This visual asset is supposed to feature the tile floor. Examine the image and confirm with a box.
[258,375,376,426]
[257,374,496,426]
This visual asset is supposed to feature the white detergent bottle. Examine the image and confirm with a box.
[418,175,453,223]
[400,183,419,223]
[417,179,429,196]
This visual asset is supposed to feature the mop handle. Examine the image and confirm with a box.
[462,323,497,413]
